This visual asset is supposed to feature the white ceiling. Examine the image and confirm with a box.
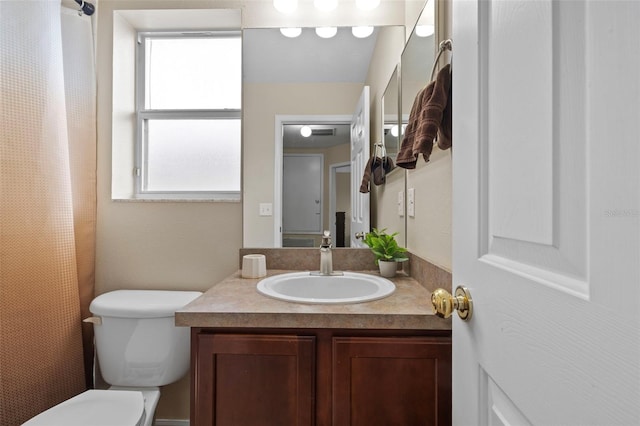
[243,27,379,83]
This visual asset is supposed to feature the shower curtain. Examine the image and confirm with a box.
[0,2,97,424]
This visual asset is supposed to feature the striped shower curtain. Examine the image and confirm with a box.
[0,1,97,424]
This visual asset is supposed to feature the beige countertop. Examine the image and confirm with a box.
[175,270,451,330]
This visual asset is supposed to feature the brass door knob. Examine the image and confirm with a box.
[431,286,473,321]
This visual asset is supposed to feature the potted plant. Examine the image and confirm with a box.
[362,228,409,278]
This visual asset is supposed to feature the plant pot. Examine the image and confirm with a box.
[378,260,398,278]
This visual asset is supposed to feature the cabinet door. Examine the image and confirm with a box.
[193,333,315,426]
[333,336,451,426]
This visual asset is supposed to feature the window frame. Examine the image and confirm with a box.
[135,31,242,201]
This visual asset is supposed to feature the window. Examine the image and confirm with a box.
[135,32,241,200]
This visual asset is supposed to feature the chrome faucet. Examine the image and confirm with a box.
[312,230,343,276]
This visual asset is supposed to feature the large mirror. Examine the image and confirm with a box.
[243,25,405,247]
[241,0,432,249]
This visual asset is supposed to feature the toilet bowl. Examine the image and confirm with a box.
[22,290,202,426]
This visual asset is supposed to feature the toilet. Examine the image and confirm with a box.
[23,289,202,426]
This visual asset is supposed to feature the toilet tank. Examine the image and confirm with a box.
[89,290,202,387]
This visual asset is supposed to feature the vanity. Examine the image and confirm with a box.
[176,252,452,426]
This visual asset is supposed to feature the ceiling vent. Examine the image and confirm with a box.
[311,128,336,136]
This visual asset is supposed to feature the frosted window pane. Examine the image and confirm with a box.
[145,119,241,192]
[146,37,241,109]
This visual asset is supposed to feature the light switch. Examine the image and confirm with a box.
[398,191,404,217]
[259,203,273,216]
[407,188,415,217]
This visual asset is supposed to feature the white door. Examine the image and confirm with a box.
[452,1,640,425]
[350,86,370,247]
[282,154,323,233]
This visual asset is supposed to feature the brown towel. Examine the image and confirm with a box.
[396,64,452,169]
[359,156,396,193]
[437,82,453,150]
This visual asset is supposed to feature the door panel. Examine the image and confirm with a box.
[482,0,588,297]
[283,154,323,233]
[453,1,640,425]
[350,87,370,247]
[333,336,451,426]
[193,333,315,426]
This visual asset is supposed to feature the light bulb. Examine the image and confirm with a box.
[315,27,338,38]
[356,0,380,10]
[280,27,302,38]
[273,0,297,14]
[352,26,374,38]
[390,125,399,137]
[314,0,338,11]
[300,126,312,137]
[415,25,435,37]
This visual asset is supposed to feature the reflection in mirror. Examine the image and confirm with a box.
[401,2,435,132]
[243,26,405,248]
[382,66,400,158]
[282,123,351,248]
[243,27,380,84]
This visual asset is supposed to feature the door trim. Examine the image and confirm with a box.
[274,114,352,247]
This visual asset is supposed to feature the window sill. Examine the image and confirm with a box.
[113,196,241,203]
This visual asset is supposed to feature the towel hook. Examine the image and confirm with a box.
[429,39,453,81]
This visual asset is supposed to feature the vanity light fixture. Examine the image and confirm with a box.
[356,0,380,10]
[273,0,298,14]
[280,27,302,38]
[352,26,374,38]
[300,126,312,137]
[314,0,338,11]
[415,24,435,37]
[315,27,338,38]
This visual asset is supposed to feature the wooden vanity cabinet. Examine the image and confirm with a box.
[191,328,451,426]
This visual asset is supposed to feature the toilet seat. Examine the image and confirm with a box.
[22,389,145,426]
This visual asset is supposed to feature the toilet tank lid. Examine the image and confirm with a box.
[90,290,202,318]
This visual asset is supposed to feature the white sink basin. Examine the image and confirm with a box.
[256,271,396,304]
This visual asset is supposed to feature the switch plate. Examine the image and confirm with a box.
[407,188,415,217]
[259,203,273,216]
[398,191,404,217]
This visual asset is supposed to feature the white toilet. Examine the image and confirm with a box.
[23,289,202,426]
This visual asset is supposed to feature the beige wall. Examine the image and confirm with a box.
[96,1,244,420]
[94,0,449,421]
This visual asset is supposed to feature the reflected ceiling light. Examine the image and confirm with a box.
[415,24,435,37]
[300,126,312,137]
[356,0,380,10]
[315,27,338,38]
[390,125,399,137]
[314,0,338,11]
[273,0,298,14]
[280,27,302,38]
[352,26,374,38]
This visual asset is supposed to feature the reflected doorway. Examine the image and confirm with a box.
[275,116,352,248]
